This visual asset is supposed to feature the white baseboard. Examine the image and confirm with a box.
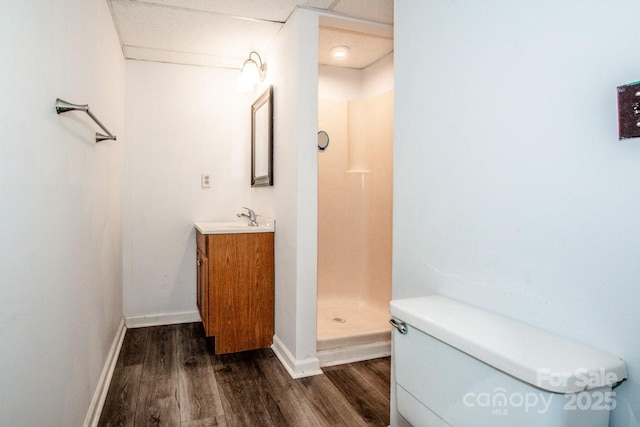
[83,318,126,427]
[125,310,200,328]
[271,334,323,379]
[318,340,391,367]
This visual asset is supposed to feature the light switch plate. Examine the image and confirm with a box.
[617,81,640,140]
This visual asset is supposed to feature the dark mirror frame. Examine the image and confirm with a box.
[251,86,274,187]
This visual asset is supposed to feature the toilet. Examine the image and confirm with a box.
[389,296,627,427]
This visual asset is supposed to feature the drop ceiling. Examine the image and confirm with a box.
[108,0,394,70]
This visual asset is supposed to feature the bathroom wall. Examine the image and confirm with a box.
[318,98,367,301]
[318,65,362,100]
[360,91,393,307]
[362,52,394,100]
[317,92,393,308]
[394,1,640,426]
[318,52,394,101]
[0,1,125,425]
[318,59,394,308]
[251,8,321,377]
[123,61,252,323]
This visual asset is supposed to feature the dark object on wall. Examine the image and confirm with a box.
[318,130,330,151]
[617,81,640,140]
[252,86,274,187]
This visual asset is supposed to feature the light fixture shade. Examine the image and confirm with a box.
[237,60,260,92]
[237,51,266,93]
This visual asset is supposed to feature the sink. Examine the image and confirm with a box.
[195,218,274,234]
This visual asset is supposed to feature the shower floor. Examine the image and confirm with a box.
[317,298,391,366]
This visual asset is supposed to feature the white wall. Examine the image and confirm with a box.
[318,60,394,309]
[251,8,321,377]
[123,61,252,322]
[0,1,125,425]
[393,1,640,426]
[362,52,394,99]
[318,65,362,100]
[318,52,394,101]
[317,92,394,309]
[318,98,368,301]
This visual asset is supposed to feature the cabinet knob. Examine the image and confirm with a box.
[197,260,202,266]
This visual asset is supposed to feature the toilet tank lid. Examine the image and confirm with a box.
[389,296,627,394]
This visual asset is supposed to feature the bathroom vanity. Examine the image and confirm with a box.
[195,220,274,354]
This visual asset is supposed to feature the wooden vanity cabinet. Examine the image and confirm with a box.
[196,230,274,355]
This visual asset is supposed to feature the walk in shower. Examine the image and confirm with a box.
[317,54,394,366]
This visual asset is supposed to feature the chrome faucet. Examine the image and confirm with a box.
[237,207,258,226]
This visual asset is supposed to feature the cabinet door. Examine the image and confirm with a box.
[196,248,210,335]
[209,232,274,354]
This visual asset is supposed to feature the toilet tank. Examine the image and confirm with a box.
[389,296,627,427]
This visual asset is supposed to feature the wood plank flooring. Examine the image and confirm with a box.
[98,323,390,427]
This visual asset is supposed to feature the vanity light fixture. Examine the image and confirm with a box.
[237,50,266,92]
[330,46,349,59]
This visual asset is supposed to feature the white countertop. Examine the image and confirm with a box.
[195,217,275,234]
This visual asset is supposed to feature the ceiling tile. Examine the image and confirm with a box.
[332,0,394,25]
[109,0,394,69]
[111,0,281,60]
[130,0,336,22]
[319,27,393,68]
[124,46,240,69]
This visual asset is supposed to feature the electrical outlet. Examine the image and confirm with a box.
[201,174,211,188]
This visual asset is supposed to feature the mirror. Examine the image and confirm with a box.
[251,86,274,187]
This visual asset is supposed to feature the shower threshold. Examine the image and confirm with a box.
[317,298,391,367]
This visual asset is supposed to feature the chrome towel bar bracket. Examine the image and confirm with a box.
[55,98,117,143]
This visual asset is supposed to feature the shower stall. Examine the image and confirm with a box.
[317,66,393,366]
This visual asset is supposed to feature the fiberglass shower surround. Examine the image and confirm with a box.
[316,91,394,366]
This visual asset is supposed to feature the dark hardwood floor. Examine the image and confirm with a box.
[98,323,390,426]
